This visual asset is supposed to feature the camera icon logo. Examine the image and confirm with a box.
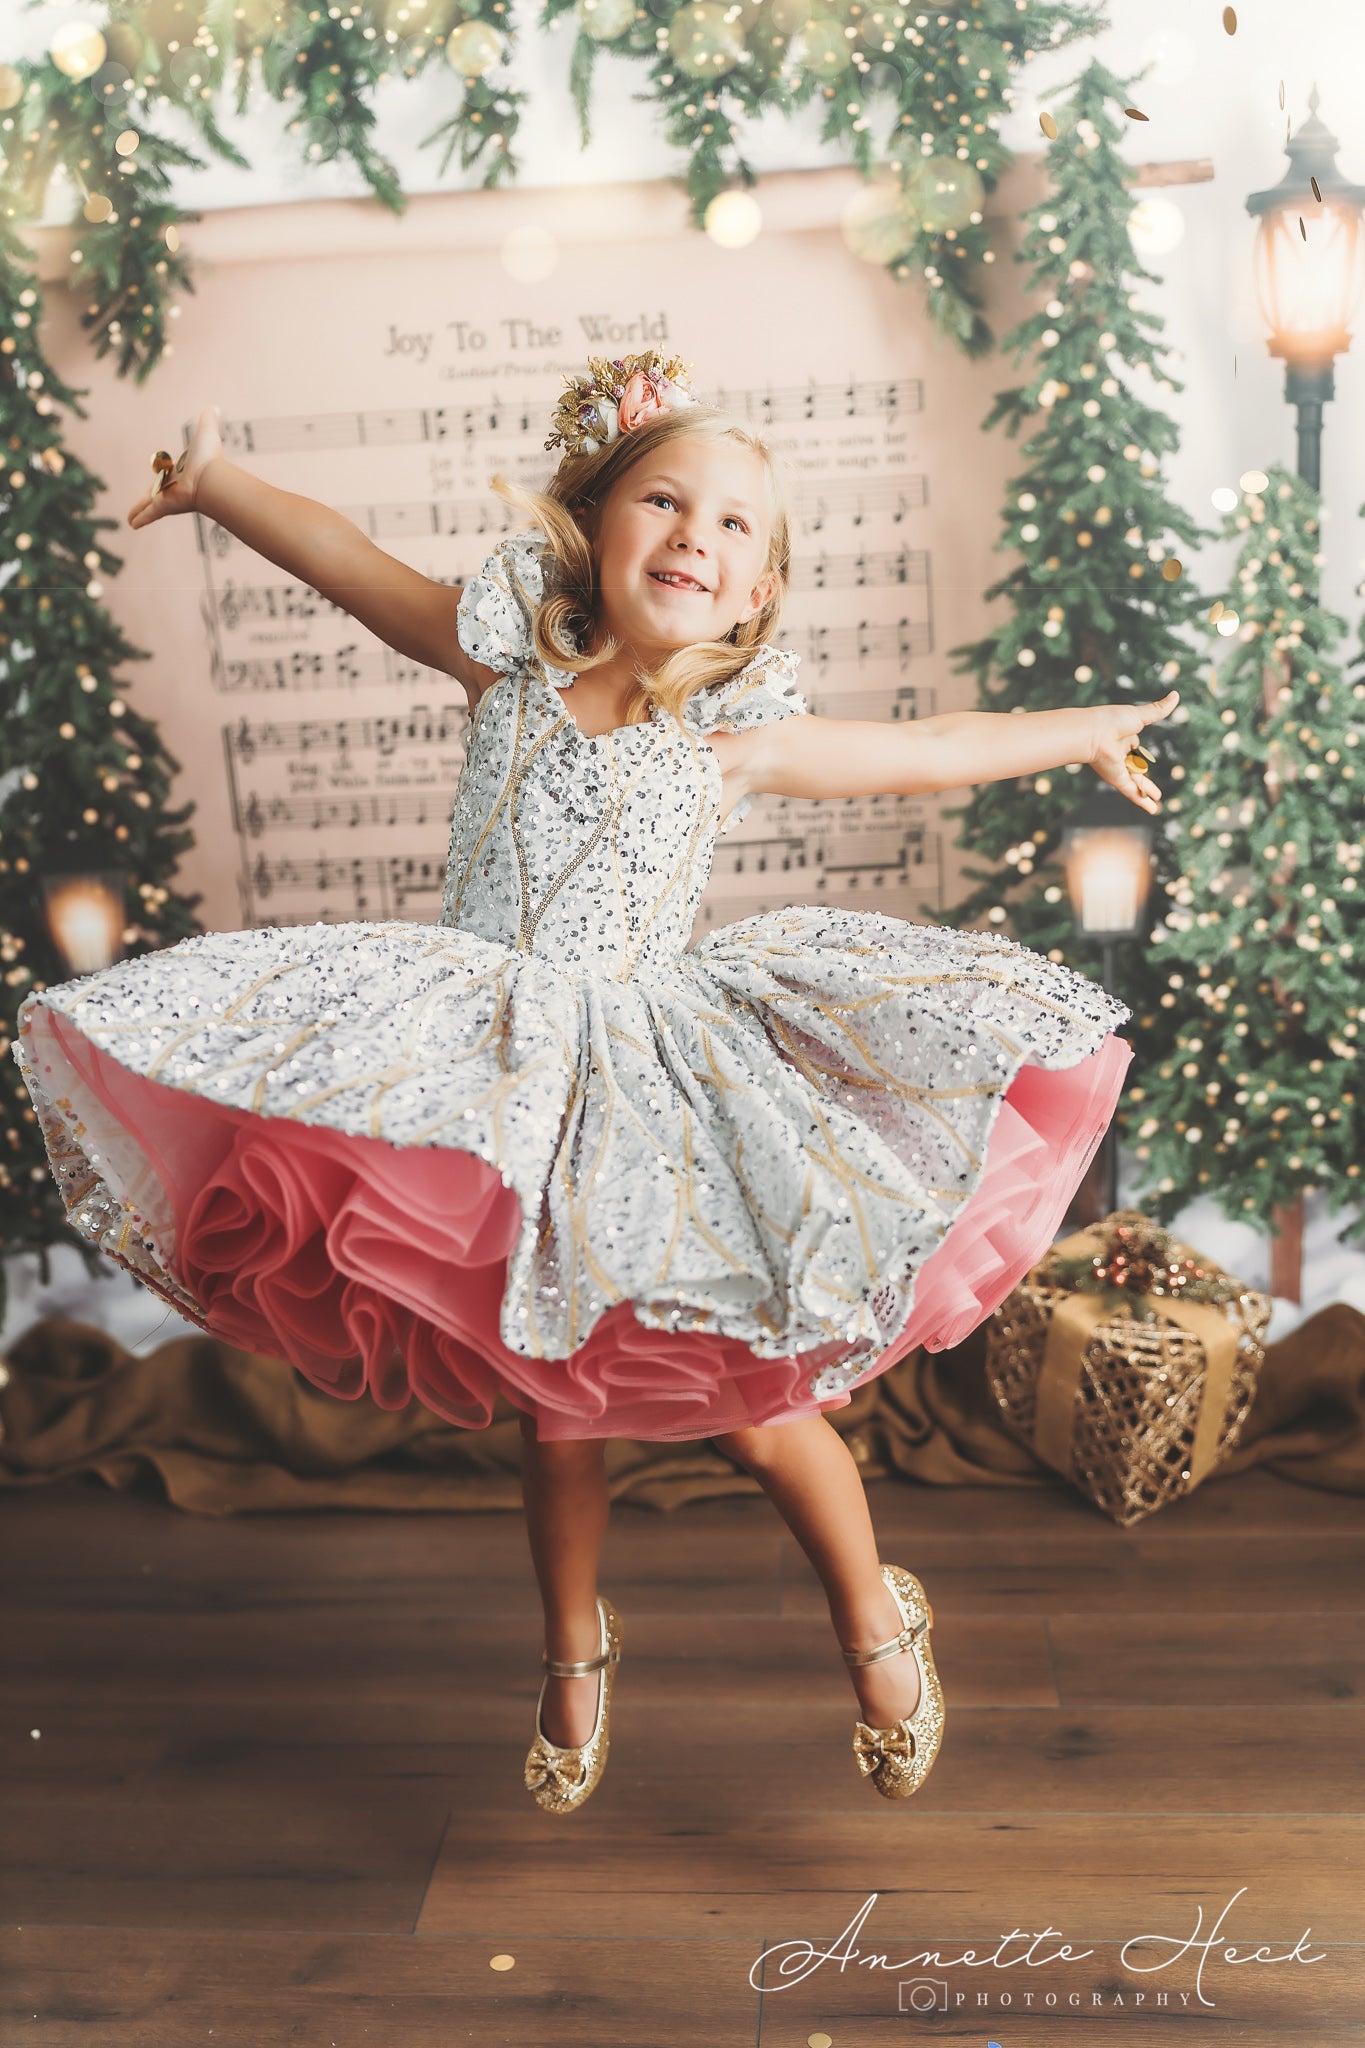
[897,1976,948,2012]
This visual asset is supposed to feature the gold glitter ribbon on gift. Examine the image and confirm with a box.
[1029,1224,1240,1486]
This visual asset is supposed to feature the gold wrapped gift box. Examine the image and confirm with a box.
[984,1210,1272,1526]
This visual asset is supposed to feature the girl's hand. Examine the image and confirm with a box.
[1089,689,1180,814]
[126,402,222,530]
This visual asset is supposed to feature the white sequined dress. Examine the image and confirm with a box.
[13,529,1132,1440]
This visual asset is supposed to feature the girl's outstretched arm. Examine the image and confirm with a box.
[126,403,500,703]
[736,690,1180,816]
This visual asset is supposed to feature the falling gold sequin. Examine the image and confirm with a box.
[1039,111,1058,139]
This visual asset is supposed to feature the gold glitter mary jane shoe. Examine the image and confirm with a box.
[843,1563,944,1801]
[523,1593,623,1816]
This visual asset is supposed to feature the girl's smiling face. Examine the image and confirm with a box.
[586,434,777,659]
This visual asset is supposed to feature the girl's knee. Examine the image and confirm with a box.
[716,1413,837,1470]
[714,1421,787,1469]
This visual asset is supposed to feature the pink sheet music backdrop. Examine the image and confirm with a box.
[24,167,1034,937]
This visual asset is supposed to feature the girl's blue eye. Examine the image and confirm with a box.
[647,490,746,534]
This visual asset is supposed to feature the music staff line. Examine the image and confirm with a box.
[223,702,471,767]
[240,833,943,922]
[209,642,458,697]
[707,829,940,879]
[211,377,925,461]
[236,789,441,837]
[200,474,930,556]
[210,545,931,639]
[221,662,938,768]
[232,786,943,846]
[212,610,935,697]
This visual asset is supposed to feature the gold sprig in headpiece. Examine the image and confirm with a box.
[544,350,699,464]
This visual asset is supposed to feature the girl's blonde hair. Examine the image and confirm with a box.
[488,405,792,729]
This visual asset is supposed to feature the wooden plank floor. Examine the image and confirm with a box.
[1,1466,1362,2044]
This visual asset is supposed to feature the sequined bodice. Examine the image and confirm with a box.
[438,662,726,983]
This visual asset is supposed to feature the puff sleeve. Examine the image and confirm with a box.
[683,646,809,837]
[456,528,577,684]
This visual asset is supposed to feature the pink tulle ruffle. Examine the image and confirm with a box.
[35,1005,1130,1441]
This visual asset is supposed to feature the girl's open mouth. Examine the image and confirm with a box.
[649,571,708,593]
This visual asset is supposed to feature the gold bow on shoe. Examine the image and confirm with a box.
[523,1738,590,1798]
[852,1718,916,1777]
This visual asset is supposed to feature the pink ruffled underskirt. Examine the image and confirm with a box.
[38,1007,1130,1442]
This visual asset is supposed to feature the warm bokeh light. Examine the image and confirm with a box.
[1128,195,1185,256]
[704,188,762,249]
[41,872,126,976]
[1253,194,1365,365]
[1063,819,1155,938]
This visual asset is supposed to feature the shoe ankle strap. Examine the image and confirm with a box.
[542,1645,620,1677]
[841,1617,928,1668]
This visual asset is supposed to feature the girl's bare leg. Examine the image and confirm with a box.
[713,1414,922,1727]
[518,1411,612,1748]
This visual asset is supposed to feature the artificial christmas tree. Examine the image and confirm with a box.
[0,217,202,1317]
[1126,464,1364,1259]
[933,57,1207,1051]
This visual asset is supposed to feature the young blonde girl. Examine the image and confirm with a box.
[37,355,1174,1817]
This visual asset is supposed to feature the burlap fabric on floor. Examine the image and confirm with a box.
[1,1304,1362,1513]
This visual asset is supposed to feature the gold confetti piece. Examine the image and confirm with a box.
[1223,4,1237,30]
[1312,174,1322,202]
[1300,215,1307,239]
[1209,599,1225,623]
[489,1954,516,1972]
[1124,106,1149,122]
[1279,79,1285,109]
[1039,110,1058,139]
[1162,558,1184,582]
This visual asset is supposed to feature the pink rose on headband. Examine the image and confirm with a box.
[617,369,668,433]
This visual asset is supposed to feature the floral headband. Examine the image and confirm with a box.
[543,349,700,464]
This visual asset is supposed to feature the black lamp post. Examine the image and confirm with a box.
[1246,86,1365,491]
[1061,786,1156,1218]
